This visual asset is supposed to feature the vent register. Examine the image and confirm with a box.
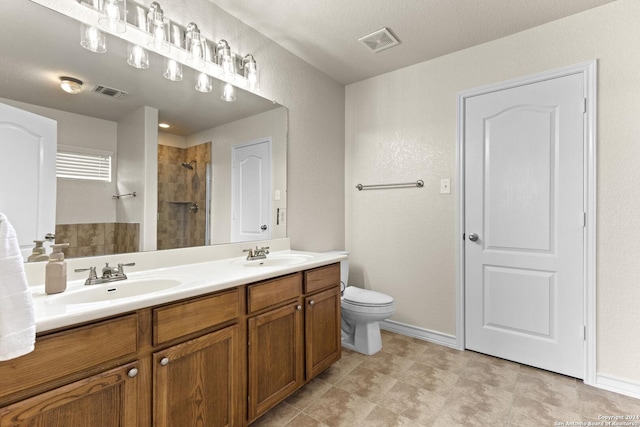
[93,84,128,98]
[358,27,400,53]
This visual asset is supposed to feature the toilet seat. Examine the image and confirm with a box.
[342,286,394,307]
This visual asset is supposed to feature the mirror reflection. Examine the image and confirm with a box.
[0,0,287,260]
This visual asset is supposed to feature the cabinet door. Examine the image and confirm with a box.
[248,302,303,422]
[0,361,139,427]
[154,325,240,427]
[305,286,342,380]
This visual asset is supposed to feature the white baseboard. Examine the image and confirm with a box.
[380,320,458,349]
[595,374,640,400]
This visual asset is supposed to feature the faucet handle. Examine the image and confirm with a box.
[74,266,97,279]
[260,246,270,254]
[117,262,135,275]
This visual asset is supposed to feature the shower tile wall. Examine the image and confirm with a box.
[55,222,139,258]
[157,142,211,250]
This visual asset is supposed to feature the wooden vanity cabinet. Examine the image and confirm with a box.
[246,273,304,423]
[0,263,342,427]
[153,325,240,427]
[303,264,342,380]
[152,288,243,427]
[0,361,140,426]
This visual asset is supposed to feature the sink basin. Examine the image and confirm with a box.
[233,253,314,267]
[46,278,182,305]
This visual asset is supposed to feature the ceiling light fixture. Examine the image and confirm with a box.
[60,77,84,94]
[158,123,170,129]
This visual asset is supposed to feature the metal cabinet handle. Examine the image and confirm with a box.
[260,225,267,231]
[160,357,169,366]
[468,233,479,242]
[309,300,315,306]
[127,368,138,378]
[296,305,302,311]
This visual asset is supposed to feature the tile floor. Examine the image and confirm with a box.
[251,330,640,427]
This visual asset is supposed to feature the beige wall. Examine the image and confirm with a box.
[346,0,640,385]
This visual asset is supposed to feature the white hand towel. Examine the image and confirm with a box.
[0,213,36,361]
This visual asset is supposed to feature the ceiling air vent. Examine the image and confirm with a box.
[93,85,128,99]
[358,27,400,53]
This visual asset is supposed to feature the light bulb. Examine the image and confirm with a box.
[127,44,149,69]
[163,58,182,81]
[195,72,212,93]
[221,82,236,102]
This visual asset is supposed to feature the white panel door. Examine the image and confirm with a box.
[464,73,585,378]
[0,102,57,260]
[231,139,271,243]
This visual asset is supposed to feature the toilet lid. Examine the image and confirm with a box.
[343,286,393,306]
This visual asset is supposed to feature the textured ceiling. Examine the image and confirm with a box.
[209,0,616,85]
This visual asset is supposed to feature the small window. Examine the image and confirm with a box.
[56,145,112,182]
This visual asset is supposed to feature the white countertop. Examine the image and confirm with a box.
[31,250,346,333]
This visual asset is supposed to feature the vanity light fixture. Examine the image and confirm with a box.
[127,43,149,69]
[147,2,170,53]
[185,23,206,67]
[221,82,236,102]
[60,77,84,94]
[216,40,235,76]
[80,23,107,53]
[163,58,183,81]
[195,72,213,93]
[98,0,127,33]
[242,54,259,91]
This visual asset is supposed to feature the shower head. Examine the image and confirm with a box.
[181,160,196,170]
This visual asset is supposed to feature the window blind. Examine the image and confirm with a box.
[56,146,112,182]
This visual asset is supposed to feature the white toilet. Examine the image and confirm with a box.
[333,252,395,355]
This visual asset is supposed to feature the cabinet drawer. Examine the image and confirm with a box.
[247,273,301,314]
[0,314,138,401]
[153,288,240,345]
[304,263,340,294]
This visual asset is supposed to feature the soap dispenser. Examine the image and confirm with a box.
[45,243,70,295]
[27,240,49,262]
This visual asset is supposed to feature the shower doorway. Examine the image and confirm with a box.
[157,141,211,250]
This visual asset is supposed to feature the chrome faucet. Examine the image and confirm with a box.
[75,262,136,285]
[243,246,270,261]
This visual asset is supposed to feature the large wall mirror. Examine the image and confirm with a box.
[0,0,287,260]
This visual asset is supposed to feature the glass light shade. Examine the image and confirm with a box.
[185,23,205,67]
[80,23,106,53]
[147,11,170,53]
[216,40,235,76]
[163,58,183,81]
[195,72,212,93]
[221,82,236,102]
[127,44,149,69]
[98,0,127,33]
[243,57,259,91]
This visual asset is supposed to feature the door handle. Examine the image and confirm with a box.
[260,225,267,231]
[468,233,479,242]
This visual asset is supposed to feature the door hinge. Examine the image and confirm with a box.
[462,233,466,241]
[583,325,587,341]
[583,98,587,114]
[583,212,587,227]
